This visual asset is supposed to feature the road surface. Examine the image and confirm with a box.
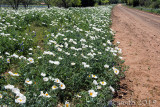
[112,4,160,107]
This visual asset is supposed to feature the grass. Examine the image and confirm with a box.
[135,6,160,15]
[125,5,160,15]
[26,22,49,49]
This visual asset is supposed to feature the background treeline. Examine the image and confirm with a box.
[122,0,160,8]
[0,0,119,9]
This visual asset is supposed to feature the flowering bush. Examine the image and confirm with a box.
[0,6,126,106]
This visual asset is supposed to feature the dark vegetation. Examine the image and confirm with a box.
[122,0,160,8]
[0,0,120,9]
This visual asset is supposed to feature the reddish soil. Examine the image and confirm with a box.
[111,4,160,107]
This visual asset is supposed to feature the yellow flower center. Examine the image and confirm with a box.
[19,99,22,102]
[53,86,57,89]
[102,82,104,84]
[90,92,93,96]
[61,84,63,87]
[115,70,117,73]
[29,60,32,62]
[15,73,18,74]
[89,75,90,77]
[27,81,30,83]
[57,80,59,82]
[66,104,69,107]
[46,93,48,96]
[93,75,95,77]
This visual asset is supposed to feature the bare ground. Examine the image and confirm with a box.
[111,4,160,107]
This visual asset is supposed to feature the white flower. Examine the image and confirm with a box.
[5,52,10,55]
[15,96,26,104]
[43,77,49,82]
[27,58,34,63]
[0,94,3,99]
[58,57,63,60]
[57,48,62,52]
[65,101,70,107]
[49,76,54,81]
[76,94,81,98]
[88,90,98,97]
[15,93,24,97]
[104,64,109,68]
[93,80,98,85]
[41,73,46,77]
[113,67,119,75]
[39,91,51,98]
[118,48,122,54]
[0,56,3,59]
[7,58,10,63]
[38,57,42,59]
[119,56,123,59]
[92,74,97,79]
[59,83,65,89]
[25,78,33,85]
[63,38,67,41]
[11,53,19,58]
[49,76,54,80]
[19,56,25,59]
[100,81,107,85]
[84,64,90,68]
[54,78,61,83]
[29,48,33,50]
[29,53,32,55]
[103,43,106,46]
[113,53,117,56]
[4,84,14,89]
[44,92,51,98]
[12,88,21,95]
[98,52,102,55]
[43,51,55,56]
[8,71,19,76]
[109,86,115,93]
[107,40,112,45]
[39,91,45,97]
[52,85,58,90]
[117,41,120,44]
[97,85,102,89]
[49,60,60,65]
[71,62,75,66]
[82,62,86,65]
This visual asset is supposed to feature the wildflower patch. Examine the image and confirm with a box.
[0,6,126,106]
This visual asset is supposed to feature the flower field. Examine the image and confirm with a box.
[0,6,126,106]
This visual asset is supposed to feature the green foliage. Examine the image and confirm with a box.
[101,0,109,4]
[125,0,160,8]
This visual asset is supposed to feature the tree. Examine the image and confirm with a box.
[81,0,95,7]
[52,0,81,8]
[6,0,22,9]
[22,0,33,8]
[95,0,109,5]
[44,0,52,8]
[101,0,109,4]
[109,0,119,4]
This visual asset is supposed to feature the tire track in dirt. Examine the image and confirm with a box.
[111,4,160,107]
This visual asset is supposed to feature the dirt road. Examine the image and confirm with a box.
[111,4,160,106]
